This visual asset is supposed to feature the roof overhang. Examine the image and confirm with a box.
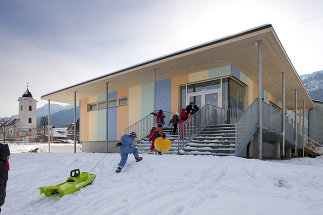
[41,24,314,110]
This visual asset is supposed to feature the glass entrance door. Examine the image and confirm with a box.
[187,89,221,109]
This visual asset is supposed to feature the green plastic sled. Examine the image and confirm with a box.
[39,169,96,197]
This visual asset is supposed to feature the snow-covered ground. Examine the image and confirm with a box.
[3,145,323,215]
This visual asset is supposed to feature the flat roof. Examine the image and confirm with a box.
[41,24,314,110]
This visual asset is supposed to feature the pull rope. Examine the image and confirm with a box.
[89,153,109,173]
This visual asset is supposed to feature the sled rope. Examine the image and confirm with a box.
[89,153,109,173]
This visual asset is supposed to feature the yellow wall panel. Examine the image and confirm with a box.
[189,70,208,83]
[117,88,129,139]
[80,98,89,141]
[128,86,142,126]
[171,74,189,113]
[247,77,254,107]
[88,96,97,141]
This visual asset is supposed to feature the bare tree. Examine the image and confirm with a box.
[0,118,11,143]
[40,116,48,134]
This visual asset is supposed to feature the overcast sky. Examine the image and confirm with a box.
[1,0,322,117]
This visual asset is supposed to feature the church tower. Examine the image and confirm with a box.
[17,87,37,131]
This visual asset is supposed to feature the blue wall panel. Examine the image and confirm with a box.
[97,91,118,141]
[156,79,171,112]
[231,65,240,80]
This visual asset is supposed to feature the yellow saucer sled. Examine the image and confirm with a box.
[154,137,172,152]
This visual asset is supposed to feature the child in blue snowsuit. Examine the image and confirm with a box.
[116,132,143,173]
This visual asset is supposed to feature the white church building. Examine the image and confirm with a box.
[3,88,37,139]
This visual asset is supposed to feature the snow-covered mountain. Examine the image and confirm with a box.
[37,103,73,117]
[300,70,323,101]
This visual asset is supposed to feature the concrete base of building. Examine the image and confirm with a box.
[82,141,120,153]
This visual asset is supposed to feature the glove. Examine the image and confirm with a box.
[116,142,122,147]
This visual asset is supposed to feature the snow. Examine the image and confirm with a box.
[3,145,323,215]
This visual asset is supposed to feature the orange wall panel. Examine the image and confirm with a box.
[117,88,129,139]
[80,98,89,141]
[253,82,259,100]
[171,74,189,113]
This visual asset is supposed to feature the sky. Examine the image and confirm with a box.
[0,0,323,117]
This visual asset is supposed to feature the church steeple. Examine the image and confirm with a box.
[22,83,33,98]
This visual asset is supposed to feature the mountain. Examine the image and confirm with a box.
[36,106,80,128]
[300,70,323,101]
[37,103,73,117]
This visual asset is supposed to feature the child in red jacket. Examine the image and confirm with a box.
[150,110,165,126]
[147,126,156,152]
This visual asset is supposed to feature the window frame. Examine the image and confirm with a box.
[87,97,128,112]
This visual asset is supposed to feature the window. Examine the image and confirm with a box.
[29,118,32,123]
[29,105,32,111]
[118,97,127,106]
[21,105,23,111]
[87,96,128,112]
[108,99,117,108]
[187,79,221,93]
[98,102,106,109]
[87,104,97,111]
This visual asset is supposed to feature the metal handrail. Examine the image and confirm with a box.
[303,135,323,155]
[236,99,309,156]
[236,99,259,156]
[124,111,175,140]
[179,104,227,152]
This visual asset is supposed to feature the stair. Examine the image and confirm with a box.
[180,124,236,156]
[136,124,236,156]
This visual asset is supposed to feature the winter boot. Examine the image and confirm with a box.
[115,166,122,173]
[135,155,143,162]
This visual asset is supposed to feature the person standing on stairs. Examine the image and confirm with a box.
[169,113,180,135]
[153,124,167,155]
[150,109,165,127]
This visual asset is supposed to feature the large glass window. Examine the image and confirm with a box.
[180,86,186,110]
[229,79,246,123]
[187,80,221,93]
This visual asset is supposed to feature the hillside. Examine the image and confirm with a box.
[36,106,80,127]
[301,70,323,101]
[5,151,323,215]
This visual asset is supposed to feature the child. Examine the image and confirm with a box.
[147,126,156,152]
[0,143,10,213]
[116,132,143,173]
[169,113,180,135]
[180,108,188,121]
[150,109,165,126]
[153,124,167,155]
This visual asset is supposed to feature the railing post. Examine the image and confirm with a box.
[302,100,305,157]
[282,72,286,159]
[294,89,298,157]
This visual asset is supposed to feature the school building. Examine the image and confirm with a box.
[41,24,320,159]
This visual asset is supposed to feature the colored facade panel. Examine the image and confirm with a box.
[96,92,117,141]
[129,86,142,126]
[231,66,240,80]
[80,98,89,141]
[208,65,231,78]
[141,83,154,118]
[156,79,171,112]
[264,90,269,104]
[240,72,248,85]
[97,94,106,141]
[88,96,97,141]
[189,70,208,82]
[253,82,259,101]
[117,88,129,139]
[247,77,254,106]
[171,74,189,113]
